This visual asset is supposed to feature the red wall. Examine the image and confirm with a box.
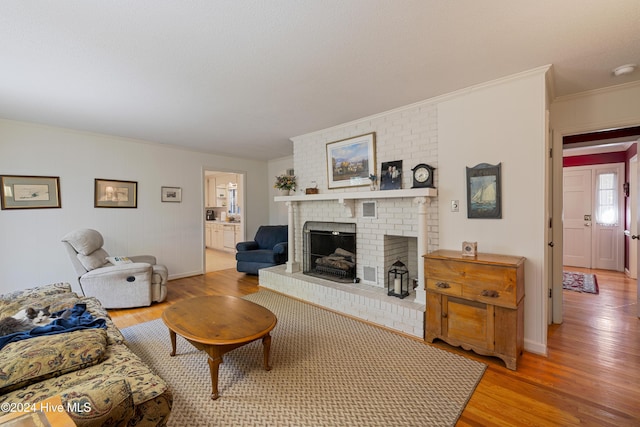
[563,151,627,167]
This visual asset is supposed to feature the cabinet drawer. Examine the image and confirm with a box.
[427,257,520,307]
[426,278,462,297]
[462,280,516,307]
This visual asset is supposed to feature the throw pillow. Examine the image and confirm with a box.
[0,328,108,394]
[77,248,110,271]
[61,229,104,256]
[106,256,133,265]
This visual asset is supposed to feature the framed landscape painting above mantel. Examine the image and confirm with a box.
[326,132,376,189]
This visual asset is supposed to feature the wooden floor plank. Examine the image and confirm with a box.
[108,267,640,426]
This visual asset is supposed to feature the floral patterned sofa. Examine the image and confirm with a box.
[0,283,172,426]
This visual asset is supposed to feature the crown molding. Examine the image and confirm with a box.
[291,65,552,142]
[553,80,640,104]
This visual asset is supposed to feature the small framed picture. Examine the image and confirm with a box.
[95,179,137,208]
[466,163,501,219]
[161,186,182,202]
[380,160,403,190]
[0,175,61,210]
[462,241,478,257]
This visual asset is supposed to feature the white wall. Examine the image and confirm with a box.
[268,156,293,225]
[549,81,640,322]
[0,119,270,294]
[438,70,549,354]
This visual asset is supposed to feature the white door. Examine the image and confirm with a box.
[636,143,640,317]
[592,164,625,271]
[563,168,592,267]
[629,155,638,278]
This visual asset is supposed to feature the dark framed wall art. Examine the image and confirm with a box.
[380,160,403,190]
[0,175,61,210]
[95,178,137,208]
[466,163,502,219]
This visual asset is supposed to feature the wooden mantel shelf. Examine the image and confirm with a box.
[274,187,437,203]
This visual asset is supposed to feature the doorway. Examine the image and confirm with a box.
[562,163,625,271]
[557,126,640,323]
[204,170,245,272]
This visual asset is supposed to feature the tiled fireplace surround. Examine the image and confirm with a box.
[260,104,439,338]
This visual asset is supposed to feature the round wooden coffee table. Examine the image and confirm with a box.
[161,295,277,400]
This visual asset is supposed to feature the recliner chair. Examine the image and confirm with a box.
[62,228,168,308]
[235,225,288,275]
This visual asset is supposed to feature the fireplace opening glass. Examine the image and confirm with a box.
[303,222,356,283]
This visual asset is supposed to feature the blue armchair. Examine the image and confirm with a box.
[236,225,288,275]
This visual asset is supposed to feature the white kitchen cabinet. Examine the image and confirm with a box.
[223,225,235,251]
[206,177,217,207]
[212,224,224,249]
[205,223,213,248]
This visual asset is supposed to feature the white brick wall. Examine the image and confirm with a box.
[289,103,439,289]
[260,266,424,338]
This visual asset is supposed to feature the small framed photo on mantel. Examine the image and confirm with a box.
[380,160,403,190]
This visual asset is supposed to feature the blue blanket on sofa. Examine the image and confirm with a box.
[0,303,107,350]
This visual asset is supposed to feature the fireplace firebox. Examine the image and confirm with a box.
[303,222,356,282]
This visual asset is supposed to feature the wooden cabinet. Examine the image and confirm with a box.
[206,222,240,251]
[206,224,212,247]
[206,223,223,249]
[424,249,525,370]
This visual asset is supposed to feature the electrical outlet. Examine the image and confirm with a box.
[451,200,459,212]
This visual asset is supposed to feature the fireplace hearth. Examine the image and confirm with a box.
[303,221,356,283]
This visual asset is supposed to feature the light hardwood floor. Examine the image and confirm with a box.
[109,268,640,426]
[205,248,236,272]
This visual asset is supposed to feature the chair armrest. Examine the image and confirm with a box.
[128,255,157,265]
[81,263,151,280]
[273,242,288,255]
[236,241,259,251]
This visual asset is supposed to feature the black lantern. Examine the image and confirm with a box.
[388,259,409,299]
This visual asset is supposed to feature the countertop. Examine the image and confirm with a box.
[206,220,241,225]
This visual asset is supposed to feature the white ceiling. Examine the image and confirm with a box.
[1,1,639,161]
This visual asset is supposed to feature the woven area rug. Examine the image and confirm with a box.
[121,290,486,426]
[563,271,599,294]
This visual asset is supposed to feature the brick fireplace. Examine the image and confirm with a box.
[260,189,436,337]
[261,102,439,337]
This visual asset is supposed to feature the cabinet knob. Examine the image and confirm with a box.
[442,313,448,318]
[481,289,499,298]
[435,281,450,289]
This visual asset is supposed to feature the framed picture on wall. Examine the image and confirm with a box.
[466,163,502,219]
[161,186,182,202]
[326,132,376,189]
[95,179,137,208]
[0,175,61,210]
